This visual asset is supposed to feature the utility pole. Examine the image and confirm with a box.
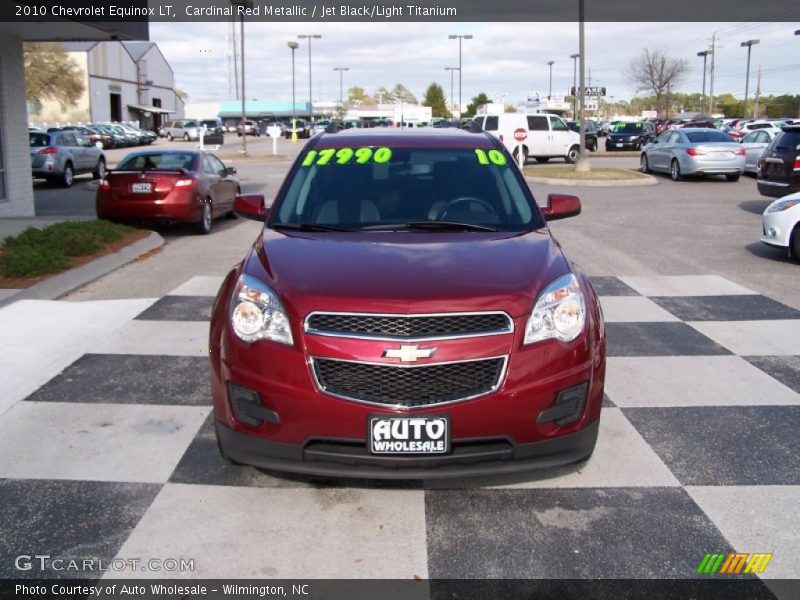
[753,64,762,119]
[709,32,716,116]
[697,50,709,115]
[741,39,759,117]
[231,19,239,100]
[570,53,580,118]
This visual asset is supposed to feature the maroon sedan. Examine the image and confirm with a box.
[96,150,240,234]
[209,128,605,479]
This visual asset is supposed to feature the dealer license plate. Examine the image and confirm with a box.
[616,143,623,148]
[132,182,152,193]
[368,415,450,455]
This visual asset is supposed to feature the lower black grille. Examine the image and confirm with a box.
[305,312,512,339]
[312,357,506,408]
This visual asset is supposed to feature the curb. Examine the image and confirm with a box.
[0,231,164,308]
[525,174,659,187]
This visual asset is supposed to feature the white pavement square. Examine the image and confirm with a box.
[0,402,209,483]
[167,276,226,297]
[491,409,680,489]
[598,296,680,322]
[0,298,156,415]
[686,486,800,579]
[606,356,800,408]
[688,320,800,356]
[107,484,429,579]
[91,320,211,356]
[619,275,758,297]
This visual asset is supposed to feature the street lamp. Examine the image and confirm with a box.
[740,39,760,118]
[697,50,710,115]
[448,34,473,117]
[230,0,254,156]
[547,60,555,99]
[444,67,459,115]
[287,41,298,142]
[570,53,580,117]
[333,67,349,119]
[298,34,321,123]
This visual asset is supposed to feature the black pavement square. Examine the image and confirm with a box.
[606,322,732,357]
[651,295,800,322]
[0,479,160,579]
[134,295,214,322]
[589,276,640,296]
[25,354,211,406]
[623,406,800,486]
[425,487,736,579]
[745,356,800,395]
[170,415,422,490]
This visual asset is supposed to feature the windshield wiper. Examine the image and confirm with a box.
[271,222,354,232]
[364,221,499,232]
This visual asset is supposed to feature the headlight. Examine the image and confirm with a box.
[767,199,799,213]
[629,135,639,141]
[524,273,586,344]
[230,274,293,345]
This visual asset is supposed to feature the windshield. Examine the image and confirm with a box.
[272,146,543,232]
[612,122,643,134]
[116,153,197,171]
[686,131,735,143]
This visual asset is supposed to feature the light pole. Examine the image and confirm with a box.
[230,0,254,156]
[547,60,555,100]
[287,41,298,142]
[333,67,349,119]
[570,53,580,118]
[298,34,321,123]
[697,50,709,115]
[448,34,473,118]
[444,67,458,115]
[575,0,588,172]
[740,39,760,118]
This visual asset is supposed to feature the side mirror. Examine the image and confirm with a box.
[234,194,270,222]
[225,166,237,175]
[542,193,581,221]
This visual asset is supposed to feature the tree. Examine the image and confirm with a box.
[24,43,85,111]
[390,83,417,104]
[625,49,689,118]
[175,88,189,102]
[421,83,450,118]
[464,92,491,118]
[374,86,392,104]
[347,86,374,106]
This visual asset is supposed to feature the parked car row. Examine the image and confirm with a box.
[36,123,156,149]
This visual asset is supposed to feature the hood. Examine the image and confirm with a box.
[247,229,571,318]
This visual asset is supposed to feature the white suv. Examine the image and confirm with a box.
[164,119,201,141]
[473,113,581,164]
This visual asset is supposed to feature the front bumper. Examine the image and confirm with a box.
[605,139,640,150]
[216,418,599,479]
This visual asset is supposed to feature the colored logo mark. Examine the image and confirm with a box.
[696,552,773,574]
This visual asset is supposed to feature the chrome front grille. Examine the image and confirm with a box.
[304,311,513,341]
[311,356,507,408]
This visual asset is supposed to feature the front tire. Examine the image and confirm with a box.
[791,225,800,261]
[565,145,581,164]
[93,157,106,180]
[166,133,173,141]
[589,139,598,152]
[640,154,650,174]
[194,202,213,235]
[183,133,190,142]
[670,159,682,182]
[61,163,74,188]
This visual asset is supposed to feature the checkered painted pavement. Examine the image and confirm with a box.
[0,275,798,587]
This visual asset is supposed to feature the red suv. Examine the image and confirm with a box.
[210,128,606,479]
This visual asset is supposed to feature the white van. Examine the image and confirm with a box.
[472,113,581,164]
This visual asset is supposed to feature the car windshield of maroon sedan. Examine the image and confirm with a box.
[116,152,196,171]
[270,146,544,232]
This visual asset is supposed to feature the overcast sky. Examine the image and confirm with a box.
[150,21,800,107]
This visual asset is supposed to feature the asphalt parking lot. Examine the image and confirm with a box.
[4,132,799,594]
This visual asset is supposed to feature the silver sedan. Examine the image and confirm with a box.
[739,128,779,175]
[640,128,746,182]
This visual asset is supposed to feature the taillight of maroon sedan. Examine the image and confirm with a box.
[96,150,240,234]
[209,128,605,479]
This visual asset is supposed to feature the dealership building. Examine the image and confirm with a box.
[0,20,149,218]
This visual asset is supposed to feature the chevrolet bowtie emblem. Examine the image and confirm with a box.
[383,345,436,363]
